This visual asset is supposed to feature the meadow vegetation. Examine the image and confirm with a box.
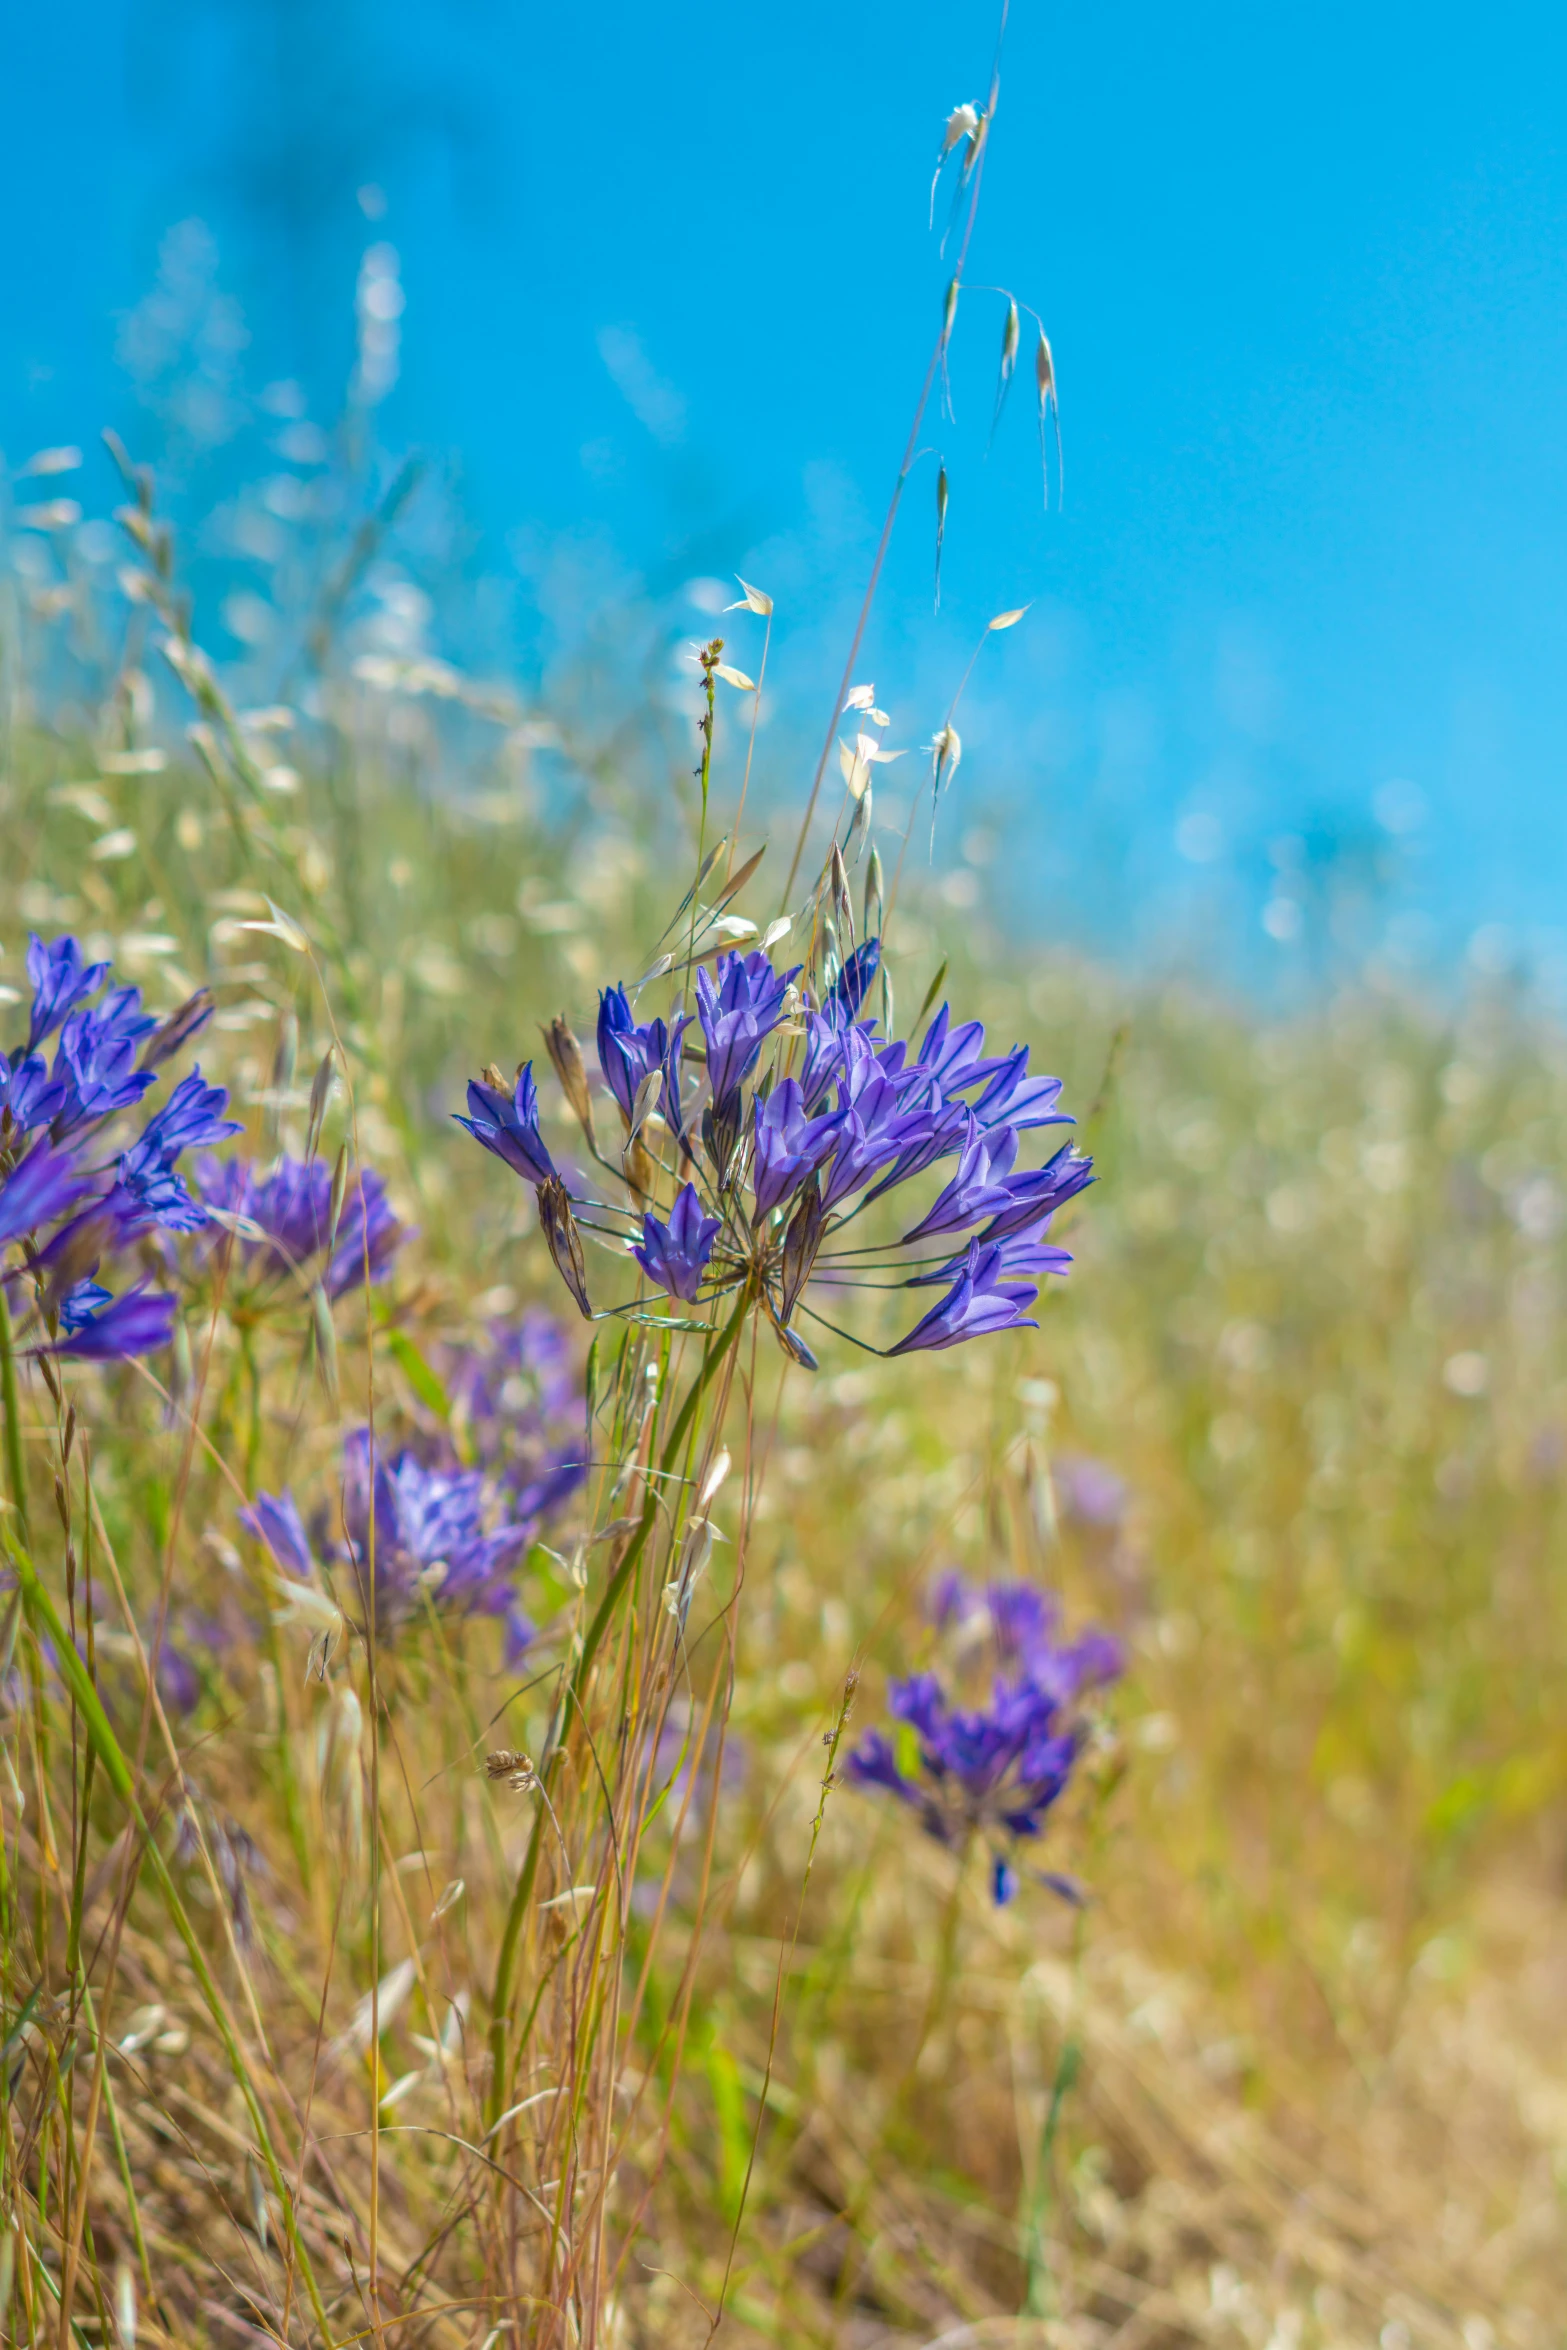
[1,71,1565,2350]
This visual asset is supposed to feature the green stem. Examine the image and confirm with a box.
[485,1286,751,2126]
[0,1285,31,1551]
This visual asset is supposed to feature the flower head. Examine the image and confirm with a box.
[888,1237,1039,1356]
[48,1282,176,1361]
[634,1183,720,1303]
[597,986,688,1136]
[198,1154,409,1300]
[0,1141,89,1250]
[25,934,109,1053]
[439,1310,586,1520]
[455,1065,556,1188]
[53,990,159,1134]
[251,1429,546,1662]
[0,936,242,1350]
[695,949,798,1108]
[115,1068,242,1233]
[847,1576,1120,1899]
[750,1079,843,1221]
[456,913,1089,1370]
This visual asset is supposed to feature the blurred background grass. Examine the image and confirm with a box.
[3,480,1564,2337]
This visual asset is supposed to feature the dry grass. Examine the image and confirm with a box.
[1,624,1564,2347]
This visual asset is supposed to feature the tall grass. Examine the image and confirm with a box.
[1,58,1565,2350]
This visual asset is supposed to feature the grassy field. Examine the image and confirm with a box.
[0,439,1564,2350]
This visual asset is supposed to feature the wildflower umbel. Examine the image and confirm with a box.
[846,1575,1121,1902]
[242,1413,576,1665]
[456,916,1094,1362]
[0,933,238,1359]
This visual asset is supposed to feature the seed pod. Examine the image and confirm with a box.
[537,1175,592,1320]
[1036,327,1063,509]
[779,1175,826,1322]
[326,1145,350,1256]
[700,1092,743,1191]
[113,2258,135,2350]
[863,846,885,942]
[318,1684,364,1859]
[664,1513,714,1631]
[622,1129,657,1205]
[1035,326,1055,405]
[305,1048,337,1162]
[942,275,960,346]
[935,465,949,613]
[915,956,950,1036]
[990,297,1021,446]
[485,1748,536,1792]
[311,1283,339,1402]
[819,913,841,999]
[543,1015,596,1150]
[699,1448,732,1508]
[140,985,214,1071]
[830,843,854,939]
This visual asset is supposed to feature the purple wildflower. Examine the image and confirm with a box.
[48,1283,176,1361]
[196,1154,409,1300]
[51,991,159,1136]
[909,1216,1073,1289]
[113,1067,242,1233]
[975,1142,1095,1244]
[456,927,1092,1367]
[634,1183,720,1303]
[239,1489,315,1577]
[340,1430,539,1659]
[57,1279,113,1333]
[902,1119,1021,1243]
[25,934,109,1053]
[0,1140,89,1250]
[817,1038,935,1212]
[967,1046,1073,1136]
[597,986,688,1137]
[695,949,798,1107]
[0,1052,67,1142]
[1053,1454,1129,1530]
[846,1575,1120,1900]
[751,1079,843,1220]
[438,1311,586,1520]
[888,1238,1040,1356]
[829,939,881,1016]
[454,1065,556,1188]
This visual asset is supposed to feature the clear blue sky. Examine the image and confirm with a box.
[7,0,1567,972]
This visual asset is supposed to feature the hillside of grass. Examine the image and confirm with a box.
[1,495,1563,2350]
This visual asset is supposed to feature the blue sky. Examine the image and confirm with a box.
[7,0,1567,971]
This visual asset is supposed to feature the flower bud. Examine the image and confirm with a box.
[538,1175,592,1320]
[543,1015,597,1150]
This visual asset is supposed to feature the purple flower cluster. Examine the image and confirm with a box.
[457,934,1094,1363]
[0,934,239,1360]
[436,1310,587,1524]
[195,1152,409,1302]
[243,1322,584,1661]
[846,1575,1121,1902]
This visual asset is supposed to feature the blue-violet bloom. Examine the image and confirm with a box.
[634,1182,721,1303]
